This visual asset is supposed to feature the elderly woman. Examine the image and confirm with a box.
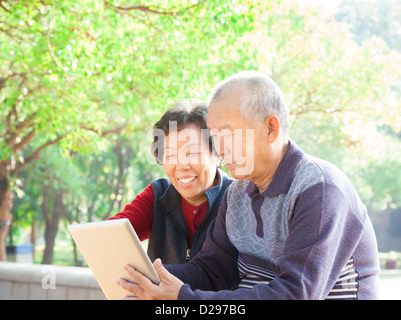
[109,99,232,264]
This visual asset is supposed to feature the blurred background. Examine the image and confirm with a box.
[0,0,400,279]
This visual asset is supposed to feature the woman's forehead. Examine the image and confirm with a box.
[164,125,207,148]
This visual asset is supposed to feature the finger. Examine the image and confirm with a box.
[117,278,145,298]
[153,258,170,279]
[153,258,162,269]
[124,265,155,292]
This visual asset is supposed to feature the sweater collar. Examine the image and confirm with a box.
[246,140,304,197]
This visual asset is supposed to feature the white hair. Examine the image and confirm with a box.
[208,71,290,135]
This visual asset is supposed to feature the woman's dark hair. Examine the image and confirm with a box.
[151,99,216,164]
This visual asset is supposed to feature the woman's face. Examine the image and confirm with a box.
[162,125,219,206]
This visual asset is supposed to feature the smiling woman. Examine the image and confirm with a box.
[162,124,218,207]
[108,99,233,264]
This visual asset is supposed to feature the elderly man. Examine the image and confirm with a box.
[118,71,380,300]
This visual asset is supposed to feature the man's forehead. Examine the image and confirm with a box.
[207,101,241,130]
[209,92,241,109]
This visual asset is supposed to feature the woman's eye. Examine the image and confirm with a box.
[164,154,176,161]
[187,152,200,157]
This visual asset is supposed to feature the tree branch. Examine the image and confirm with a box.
[79,124,126,136]
[104,1,199,16]
[4,112,38,147]
[46,28,61,69]
[0,1,10,12]
[14,111,38,135]
[0,73,24,93]
[115,4,180,16]
[12,134,66,176]
[11,129,36,154]
[4,74,30,135]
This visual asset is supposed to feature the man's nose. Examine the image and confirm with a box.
[220,139,233,163]
[212,136,231,158]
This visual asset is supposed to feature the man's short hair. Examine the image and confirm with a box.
[209,71,290,135]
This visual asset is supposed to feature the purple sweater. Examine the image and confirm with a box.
[167,141,380,300]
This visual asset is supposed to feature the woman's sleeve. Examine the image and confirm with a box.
[108,183,155,241]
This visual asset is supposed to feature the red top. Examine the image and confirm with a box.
[108,183,208,247]
[180,196,208,247]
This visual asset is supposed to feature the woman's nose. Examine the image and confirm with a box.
[176,155,191,170]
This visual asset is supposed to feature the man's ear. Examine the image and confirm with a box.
[264,115,280,144]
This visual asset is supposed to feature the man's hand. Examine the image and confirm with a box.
[117,258,184,300]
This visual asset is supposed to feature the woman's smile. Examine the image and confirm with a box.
[177,175,198,186]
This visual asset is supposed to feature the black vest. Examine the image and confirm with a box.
[147,169,232,264]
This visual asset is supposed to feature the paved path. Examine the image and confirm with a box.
[378,273,401,300]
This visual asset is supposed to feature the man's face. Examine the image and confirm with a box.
[207,94,266,180]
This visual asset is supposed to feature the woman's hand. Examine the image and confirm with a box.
[117,258,184,300]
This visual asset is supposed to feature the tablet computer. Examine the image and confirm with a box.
[67,218,160,300]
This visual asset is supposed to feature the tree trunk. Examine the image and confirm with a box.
[42,221,58,265]
[41,188,65,265]
[31,216,38,262]
[71,238,82,266]
[0,162,12,262]
[102,142,131,220]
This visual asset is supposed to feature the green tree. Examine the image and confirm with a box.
[334,0,401,250]
[0,0,256,260]
[241,0,401,178]
[11,144,83,264]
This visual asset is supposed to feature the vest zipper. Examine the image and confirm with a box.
[185,197,210,263]
[186,248,191,262]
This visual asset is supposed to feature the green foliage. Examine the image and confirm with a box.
[1,1,257,252]
[0,0,257,163]
[1,0,401,261]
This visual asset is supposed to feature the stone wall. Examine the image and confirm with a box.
[0,261,106,300]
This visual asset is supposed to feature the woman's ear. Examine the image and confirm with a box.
[264,115,280,144]
[217,156,224,168]
[212,153,224,167]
